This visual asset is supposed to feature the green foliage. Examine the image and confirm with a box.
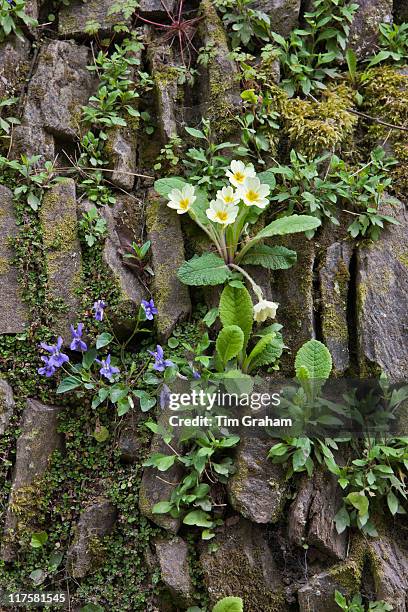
[0,155,62,211]
[334,437,408,537]
[183,120,236,191]
[367,22,408,68]
[0,96,20,138]
[214,0,271,49]
[177,253,232,286]
[294,339,332,380]
[0,0,37,43]
[216,325,245,367]
[216,285,284,373]
[238,88,280,162]
[269,147,399,240]
[79,207,107,248]
[219,285,253,351]
[335,590,393,611]
[148,430,240,539]
[154,133,182,172]
[212,597,244,612]
[270,0,358,96]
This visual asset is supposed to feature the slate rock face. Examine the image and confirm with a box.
[272,234,315,373]
[101,194,146,310]
[356,203,408,380]
[289,470,347,561]
[368,537,408,610]
[139,408,183,533]
[253,0,301,37]
[200,518,283,610]
[0,185,29,334]
[319,242,353,375]
[199,0,242,139]
[298,569,352,612]
[59,0,133,36]
[146,192,191,341]
[22,40,97,139]
[139,0,177,17]
[1,399,63,561]
[67,498,117,578]
[107,126,137,191]
[348,0,393,59]
[0,379,15,436]
[40,179,82,340]
[0,35,30,98]
[394,0,408,23]
[149,43,179,143]
[10,125,55,164]
[155,537,194,607]
[227,437,287,524]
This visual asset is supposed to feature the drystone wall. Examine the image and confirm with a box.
[0,1,408,611]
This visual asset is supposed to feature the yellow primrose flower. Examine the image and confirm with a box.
[216,186,240,206]
[253,299,279,322]
[226,160,256,188]
[167,184,196,214]
[238,177,270,209]
[206,199,239,226]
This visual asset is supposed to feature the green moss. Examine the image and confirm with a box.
[279,83,357,157]
[362,66,408,196]
[0,256,10,275]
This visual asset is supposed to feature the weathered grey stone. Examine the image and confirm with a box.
[368,537,408,611]
[298,569,352,612]
[155,537,194,607]
[67,498,117,578]
[320,242,353,375]
[139,0,177,17]
[227,437,287,524]
[1,399,63,562]
[106,126,137,191]
[395,0,408,23]
[0,35,30,98]
[149,43,179,143]
[22,40,97,139]
[200,518,283,609]
[102,193,146,307]
[272,235,315,374]
[10,125,55,163]
[59,0,133,37]
[146,191,191,341]
[287,474,314,546]
[40,179,82,340]
[0,185,29,334]
[0,379,15,436]
[356,203,408,380]
[349,0,393,59]
[253,0,301,37]
[117,411,144,464]
[289,470,347,560]
[139,408,183,533]
[199,0,242,139]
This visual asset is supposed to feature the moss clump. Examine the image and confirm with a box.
[279,84,357,157]
[361,66,408,195]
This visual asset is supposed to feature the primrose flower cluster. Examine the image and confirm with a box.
[167,160,270,225]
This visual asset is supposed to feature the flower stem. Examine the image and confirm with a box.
[228,263,263,299]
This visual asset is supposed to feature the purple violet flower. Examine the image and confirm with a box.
[141,298,158,321]
[93,300,106,322]
[38,356,57,377]
[40,337,69,368]
[192,369,201,380]
[148,345,174,372]
[70,323,88,352]
[96,354,120,381]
